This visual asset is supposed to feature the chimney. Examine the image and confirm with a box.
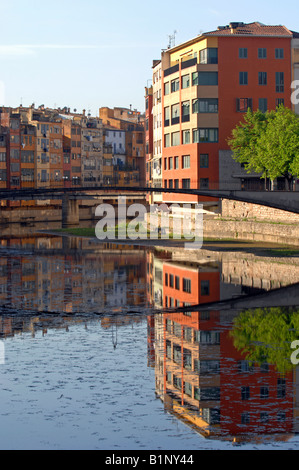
[229,22,244,34]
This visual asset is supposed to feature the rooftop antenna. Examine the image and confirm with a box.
[168,30,177,49]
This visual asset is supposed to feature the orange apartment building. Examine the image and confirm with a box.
[62,119,82,187]
[0,125,8,192]
[99,106,146,187]
[49,120,63,187]
[149,22,299,208]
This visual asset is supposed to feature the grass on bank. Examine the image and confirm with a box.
[54,224,199,242]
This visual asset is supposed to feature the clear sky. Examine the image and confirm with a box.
[0,0,298,116]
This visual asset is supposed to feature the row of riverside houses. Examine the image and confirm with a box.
[0,104,145,207]
[145,21,299,210]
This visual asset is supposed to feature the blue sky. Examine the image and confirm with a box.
[0,0,298,115]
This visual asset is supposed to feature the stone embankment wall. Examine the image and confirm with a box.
[221,199,299,223]
[171,248,299,290]
[204,199,299,246]
[204,218,299,246]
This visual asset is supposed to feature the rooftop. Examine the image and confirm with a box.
[205,21,295,37]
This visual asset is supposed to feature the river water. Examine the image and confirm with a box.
[0,223,299,450]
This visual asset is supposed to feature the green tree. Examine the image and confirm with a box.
[262,106,299,189]
[230,307,299,373]
[228,105,299,190]
[227,108,269,187]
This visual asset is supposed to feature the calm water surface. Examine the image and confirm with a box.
[0,224,299,450]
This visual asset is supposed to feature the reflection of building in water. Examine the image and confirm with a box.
[147,250,295,443]
[159,309,294,442]
[0,236,146,315]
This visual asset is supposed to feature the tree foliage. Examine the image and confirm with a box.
[228,105,299,188]
[230,307,299,373]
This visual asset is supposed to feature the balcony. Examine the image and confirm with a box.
[181,57,197,70]
[164,64,180,77]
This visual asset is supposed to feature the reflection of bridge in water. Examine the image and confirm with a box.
[167,282,299,314]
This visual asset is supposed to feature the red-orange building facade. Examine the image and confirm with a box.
[152,22,298,207]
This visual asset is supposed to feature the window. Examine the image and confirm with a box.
[275,48,284,59]
[164,158,167,170]
[182,155,190,169]
[0,152,6,162]
[165,273,168,286]
[260,386,269,399]
[199,48,218,64]
[195,387,220,401]
[174,179,179,189]
[182,101,190,122]
[201,280,210,295]
[164,134,170,148]
[11,149,20,160]
[168,179,173,189]
[258,48,267,59]
[168,157,173,170]
[173,344,182,364]
[239,48,248,58]
[10,134,19,144]
[182,130,190,145]
[259,98,268,112]
[239,71,248,85]
[164,107,170,127]
[200,154,209,168]
[258,71,267,85]
[171,78,180,93]
[184,381,192,397]
[41,169,48,182]
[182,74,190,89]
[197,330,220,344]
[276,98,284,106]
[260,412,269,423]
[182,178,190,189]
[236,98,252,112]
[171,132,180,146]
[276,72,284,92]
[192,71,218,86]
[277,378,286,398]
[193,128,218,143]
[164,82,170,95]
[238,360,254,373]
[241,386,250,400]
[200,360,220,375]
[200,178,209,189]
[21,168,34,182]
[277,411,286,422]
[183,278,191,293]
[183,349,192,370]
[241,413,250,424]
[193,98,218,113]
[175,276,180,290]
[174,156,179,169]
[173,375,182,390]
[171,104,180,125]
[0,169,7,181]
